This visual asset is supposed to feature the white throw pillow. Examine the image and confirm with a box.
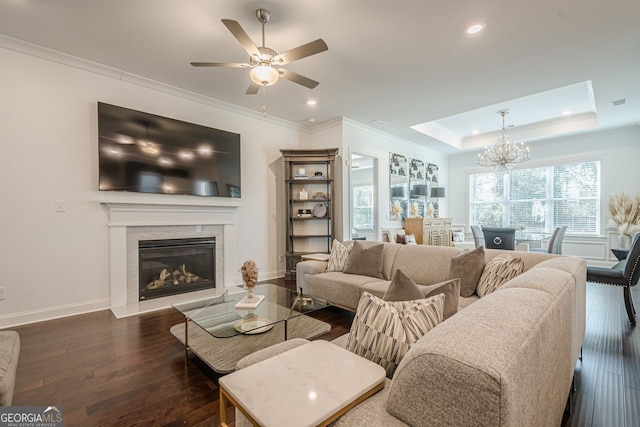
[346,292,444,378]
[326,240,354,272]
[403,234,417,245]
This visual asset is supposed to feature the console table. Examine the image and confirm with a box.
[219,340,385,427]
[404,217,453,246]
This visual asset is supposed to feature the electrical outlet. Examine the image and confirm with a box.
[279,255,285,263]
[55,200,66,212]
[0,287,5,300]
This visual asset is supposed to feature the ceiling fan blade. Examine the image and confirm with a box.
[246,81,261,95]
[278,69,320,89]
[190,62,250,68]
[273,39,328,65]
[221,19,261,58]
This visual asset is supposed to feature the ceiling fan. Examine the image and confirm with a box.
[191,9,328,95]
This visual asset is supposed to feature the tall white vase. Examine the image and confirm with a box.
[618,234,632,250]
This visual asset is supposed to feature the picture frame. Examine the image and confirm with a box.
[389,153,408,176]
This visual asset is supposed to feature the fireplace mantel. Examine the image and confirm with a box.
[100,194,239,317]
[100,194,241,226]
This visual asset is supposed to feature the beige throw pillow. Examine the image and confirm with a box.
[346,292,444,378]
[383,269,460,320]
[344,241,384,278]
[476,254,525,297]
[448,246,486,297]
[383,269,424,301]
[326,240,353,272]
[418,278,460,320]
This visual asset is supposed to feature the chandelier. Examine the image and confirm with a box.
[477,109,531,175]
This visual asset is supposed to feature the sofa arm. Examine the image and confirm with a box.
[296,260,328,293]
[0,331,20,406]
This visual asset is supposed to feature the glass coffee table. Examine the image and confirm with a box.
[171,284,329,372]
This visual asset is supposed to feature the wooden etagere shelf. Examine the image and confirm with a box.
[280,148,338,280]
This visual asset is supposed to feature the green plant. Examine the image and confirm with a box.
[608,193,640,236]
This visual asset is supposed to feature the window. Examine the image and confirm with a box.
[469,160,601,235]
[353,185,374,229]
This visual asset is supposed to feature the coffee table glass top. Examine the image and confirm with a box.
[171,284,328,338]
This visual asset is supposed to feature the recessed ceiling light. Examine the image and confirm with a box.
[306,99,317,106]
[612,97,629,106]
[369,119,388,127]
[472,129,480,135]
[562,110,572,116]
[466,23,485,34]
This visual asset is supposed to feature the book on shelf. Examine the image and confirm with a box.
[234,294,265,309]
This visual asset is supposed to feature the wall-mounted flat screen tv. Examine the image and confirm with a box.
[98,102,241,197]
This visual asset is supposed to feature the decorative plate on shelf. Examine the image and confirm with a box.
[313,203,327,218]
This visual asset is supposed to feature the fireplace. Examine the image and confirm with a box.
[138,237,215,301]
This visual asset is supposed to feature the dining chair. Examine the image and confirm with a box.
[481,227,516,250]
[586,232,640,325]
[551,226,567,254]
[470,225,485,248]
[531,226,567,254]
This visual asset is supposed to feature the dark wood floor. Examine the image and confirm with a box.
[7,281,639,426]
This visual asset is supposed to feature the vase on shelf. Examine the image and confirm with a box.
[618,234,632,250]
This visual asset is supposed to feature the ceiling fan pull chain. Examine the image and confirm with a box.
[262,87,268,117]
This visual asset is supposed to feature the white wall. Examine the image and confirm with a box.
[447,125,640,263]
[0,45,307,327]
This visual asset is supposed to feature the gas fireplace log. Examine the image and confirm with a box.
[146,268,172,289]
[180,264,200,283]
[146,265,202,290]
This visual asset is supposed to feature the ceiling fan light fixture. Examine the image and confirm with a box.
[250,65,279,86]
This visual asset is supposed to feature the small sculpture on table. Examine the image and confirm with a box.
[236,260,265,310]
[241,259,259,300]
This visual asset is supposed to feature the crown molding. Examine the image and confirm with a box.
[0,34,305,132]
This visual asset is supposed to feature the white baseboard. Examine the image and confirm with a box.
[0,298,110,329]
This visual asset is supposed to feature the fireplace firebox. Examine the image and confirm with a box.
[138,237,215,301]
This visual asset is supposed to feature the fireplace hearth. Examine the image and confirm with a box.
[139,237,215,301]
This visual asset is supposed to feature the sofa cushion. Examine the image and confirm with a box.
[344,241,384,279]
[346,292,444,378]
[449,246,486,297]
[326,239,354,272]
[477,254,525,297]
[382,269,424,301]
[391,245,462,286]
[306,272,379,309]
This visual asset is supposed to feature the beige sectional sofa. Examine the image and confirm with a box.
[290,241,587,426]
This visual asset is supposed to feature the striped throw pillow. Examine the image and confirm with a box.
[346,292,444,378]
[476,254,525,297]
[326,240,354,272]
